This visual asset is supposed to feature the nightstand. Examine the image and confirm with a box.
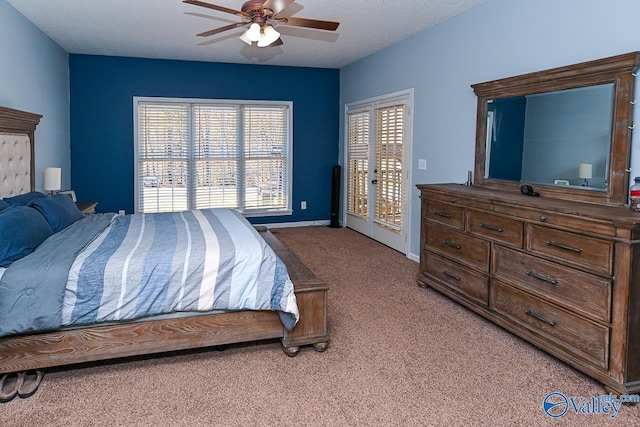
[76,201,98,215]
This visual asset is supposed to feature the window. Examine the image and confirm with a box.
[134,98,292,216]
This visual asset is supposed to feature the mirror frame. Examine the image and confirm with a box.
[472,52,640,205]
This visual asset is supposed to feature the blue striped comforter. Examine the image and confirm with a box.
[0,209,298,337]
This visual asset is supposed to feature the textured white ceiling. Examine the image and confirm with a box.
[7,0,487,68]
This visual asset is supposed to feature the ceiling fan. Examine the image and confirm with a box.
[183,0,340,48]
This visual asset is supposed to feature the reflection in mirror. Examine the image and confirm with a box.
[484,84,614,191]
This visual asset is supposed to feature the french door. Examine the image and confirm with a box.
[345,91,412,253]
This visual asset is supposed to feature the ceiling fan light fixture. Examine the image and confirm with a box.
[239,31,253,45]
[257,25,280,47]
[186,0,340,49]
[245,22,261,42]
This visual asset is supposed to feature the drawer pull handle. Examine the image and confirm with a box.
[546,240,582,254]
[525,309,557,327]
[442,240,462,250]
[480,223,504,233]
[433,210,452,218]
[526,270,558,285]
[443,270,461,281]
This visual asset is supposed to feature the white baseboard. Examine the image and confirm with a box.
[407,252,420,263]
[257,219,331,229]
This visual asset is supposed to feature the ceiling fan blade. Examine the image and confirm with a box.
[196,22,248,37]
[183,0,248,18]
[280,16,339,31]
[262,0,295,15]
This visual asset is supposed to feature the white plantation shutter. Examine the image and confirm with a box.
[347,110,370,219]
[193,105,241,209]
[243,106,289,211]
[137,103,190,213]
[135,98,292,215]
[375,104,404,232]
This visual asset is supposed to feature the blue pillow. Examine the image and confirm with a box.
[3,191,47,206]
[0,206,54,267]
[30,194,85,233]
[0,200,9,212]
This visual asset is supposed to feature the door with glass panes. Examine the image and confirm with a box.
[345,92,411,253]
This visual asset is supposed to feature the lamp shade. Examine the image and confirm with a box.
[578,163,593,180]
[44,167,61,192]
[239,31,253,45]
[245,23,261,42]
[257,25,280,47]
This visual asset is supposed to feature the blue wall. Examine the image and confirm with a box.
[0,0,70,191]
[487,97,526,182]
[69,55,339,222]
[340,0,640,260]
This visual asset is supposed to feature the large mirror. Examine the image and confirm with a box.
[485,84,614,190]
[472,52,640,205]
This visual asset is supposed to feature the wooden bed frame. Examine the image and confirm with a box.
[0,106,329,376]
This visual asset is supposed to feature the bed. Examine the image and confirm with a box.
[0,105,329,379]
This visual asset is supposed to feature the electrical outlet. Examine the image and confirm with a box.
[118,209,126,216]
[301,201,307,210]
[418,159,427,171]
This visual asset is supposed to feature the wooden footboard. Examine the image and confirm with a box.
[258,228,329,355]
[0,229,328,374]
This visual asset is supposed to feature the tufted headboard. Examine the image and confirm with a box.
[0,106,42,198]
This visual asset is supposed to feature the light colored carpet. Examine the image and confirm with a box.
[2,226,639,426]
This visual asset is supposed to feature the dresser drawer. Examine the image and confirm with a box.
[493,204,617,237]
[425,225,490,271]
[526,225,613,276]
[423,250,489,306]
[492,281,609,368]
[492,246,611,322]
[467,210,523,247]
[424,200,464,230]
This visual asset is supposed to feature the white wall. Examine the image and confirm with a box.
[0,0,70,190]
[340,0,640,259]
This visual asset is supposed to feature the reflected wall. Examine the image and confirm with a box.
[486,84,614,190]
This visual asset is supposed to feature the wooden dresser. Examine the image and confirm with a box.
[417,183,640,394]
